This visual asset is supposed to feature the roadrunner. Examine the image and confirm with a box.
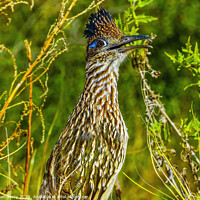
[38,8,151,200]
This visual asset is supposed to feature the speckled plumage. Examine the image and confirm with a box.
[38,8,151,200]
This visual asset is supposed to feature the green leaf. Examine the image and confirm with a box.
[134,14,157,23]
[194,42,200,61]
[165,52,177,63]
[137,0,154,8]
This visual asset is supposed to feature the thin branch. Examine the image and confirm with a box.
[5,127,11,199]
[0,45,17,77]
[0,142,26,160]
[0,173,19,186]
[122,172,162,199]
[0,0,78,121]
[64,0,105,28]
[37,108,59,194]
[137,51,197,199]
[139,66,200,165]
[23,40,32,197]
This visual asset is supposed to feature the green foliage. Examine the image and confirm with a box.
[140,33,200,200]
[0,0,200,199]
[115,0,157,35]
[166,37,200,142]
[180,116,200,139]
[166,37,200,91]
[115,1,200,199]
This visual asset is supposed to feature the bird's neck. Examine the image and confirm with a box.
[84,62,119,109]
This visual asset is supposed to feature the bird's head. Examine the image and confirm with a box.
[84,8,152,64]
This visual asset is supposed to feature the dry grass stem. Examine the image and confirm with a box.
[23,40,32,197]
[0,0,107,198]
[134,46,199,199]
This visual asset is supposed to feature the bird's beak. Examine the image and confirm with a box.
[108,35,152,53]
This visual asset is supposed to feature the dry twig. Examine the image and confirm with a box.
[133,44,199,199]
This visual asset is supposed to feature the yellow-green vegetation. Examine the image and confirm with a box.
[0,0,199,199]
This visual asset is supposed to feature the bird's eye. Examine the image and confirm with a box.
[89,39,107,49]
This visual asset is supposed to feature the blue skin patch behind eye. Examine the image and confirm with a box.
[89,39,108,48]
[89,40,98,48]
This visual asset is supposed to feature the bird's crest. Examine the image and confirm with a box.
[84,8,123,42]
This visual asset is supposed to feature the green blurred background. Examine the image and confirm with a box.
[0,0,200,199]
